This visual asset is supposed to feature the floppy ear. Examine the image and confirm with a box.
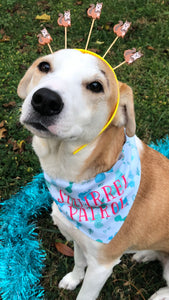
[113,82,136,137]
[17,65,35,99]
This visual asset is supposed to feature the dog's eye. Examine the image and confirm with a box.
[38,62,51,73]
[86,81,104,93]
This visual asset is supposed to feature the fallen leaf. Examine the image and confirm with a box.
[25,135,32,144]
[97,25,104,31]
[3,101,16,108]
[95,40,104,45]
[76,1,83,5]
[0,128,7,139]
[147,46,155,51]
[88,48,101,54]
[104,22,113,31]
[18,140,25,148]
[55,242,74,257]
[0,120,5,128]
[35,14,51,21]
[12,140,19,151]
[0,35,10,42]
[37,0,50,9]
[18,140,25,152]
[8,139,25,153]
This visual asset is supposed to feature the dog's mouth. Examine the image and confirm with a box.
[24,121,53,137]
[28,122,48,131]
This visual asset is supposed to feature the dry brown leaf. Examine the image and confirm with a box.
[8,139,25,153]
[97,25,104,31]
[0,35,10,42]
[3,101,16,108]
[12,140,19,151]
[37,0,50,9]
[76,1,83,5]
[55,242,74,257]
[88,48,101,54]
[0,127,7,139]
[147,46,155,51]
[0,120,5,128]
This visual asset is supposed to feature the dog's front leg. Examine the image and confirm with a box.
[59,242,87,290]
[76,257,121,300]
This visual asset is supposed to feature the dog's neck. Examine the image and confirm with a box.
[78,126,125,181]
[32,126,125,182]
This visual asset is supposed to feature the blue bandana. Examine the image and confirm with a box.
[44,135,141,243]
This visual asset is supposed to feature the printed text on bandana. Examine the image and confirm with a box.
[56,174,128,222]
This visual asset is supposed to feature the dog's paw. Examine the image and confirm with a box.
[132,250,158,263]
[58,272,83,290]
[149,287,169,300]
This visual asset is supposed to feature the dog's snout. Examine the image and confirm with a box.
[31,88,64,116]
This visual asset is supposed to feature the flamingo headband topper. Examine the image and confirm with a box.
[37,3,143,154]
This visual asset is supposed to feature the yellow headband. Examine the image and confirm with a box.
[73,49,120,155]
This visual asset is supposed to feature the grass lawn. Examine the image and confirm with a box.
[0,0,169,299]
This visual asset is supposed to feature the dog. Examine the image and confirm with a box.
[18,49,169,300]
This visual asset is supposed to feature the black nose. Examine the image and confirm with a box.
[31,88,64,116]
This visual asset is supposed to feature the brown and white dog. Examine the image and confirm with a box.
[18,49,169,300]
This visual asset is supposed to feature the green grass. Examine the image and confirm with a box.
[0,0,169,299]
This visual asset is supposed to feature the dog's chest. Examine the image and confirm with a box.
[45,135,141,244]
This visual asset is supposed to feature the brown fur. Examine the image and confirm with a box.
[78,127,125,180]
[98,142,169,263]
[17,55,53,99]
[18,50,169,298]
[79,79,136,180]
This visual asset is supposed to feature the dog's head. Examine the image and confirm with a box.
[18,49,135,146]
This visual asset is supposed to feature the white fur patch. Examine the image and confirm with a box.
[20,49,115,180]
[132,250,159,263]
[20,49,110,142]
[149,287,169,300]
[135,135,144,156]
